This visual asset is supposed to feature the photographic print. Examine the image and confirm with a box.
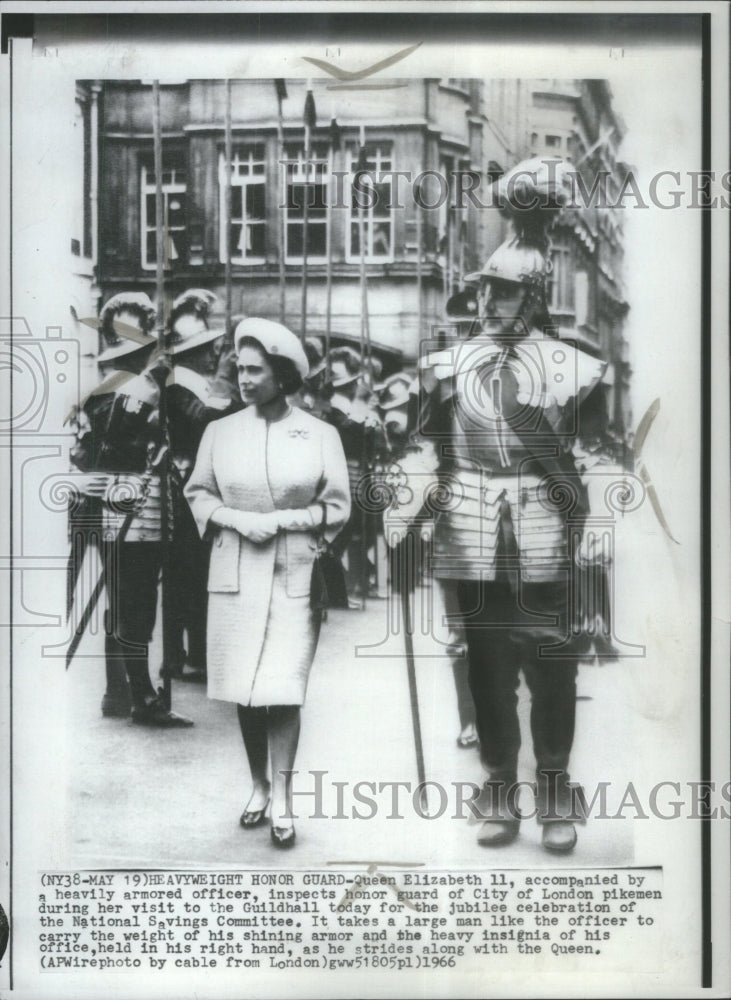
[1,4,729,998]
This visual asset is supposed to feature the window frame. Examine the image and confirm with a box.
[139,163,187,271]
[218,146,267,265]
[282,144,331,264]
[547,243,575,314]
[345,144,396,264]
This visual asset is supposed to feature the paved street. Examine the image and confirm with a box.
[68,558,635,871]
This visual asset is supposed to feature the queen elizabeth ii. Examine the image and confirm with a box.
[185,318,350,848]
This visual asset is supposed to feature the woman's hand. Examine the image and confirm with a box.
[276,508,318,532]
[245,511,280,544]
[212,507,280,544]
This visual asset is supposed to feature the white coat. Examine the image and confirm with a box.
[184,406,350,706]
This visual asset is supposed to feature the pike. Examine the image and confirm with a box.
[66,524,89,622]
[392,531,428,810]
[65,506,137,669]
[356,129,371,609]
[152,79,175,709]
[325,116,341,381]
[274,79,288,324]
[223,79,233,339]
[301,85,317,342]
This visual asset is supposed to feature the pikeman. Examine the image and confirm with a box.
[165,289,235,681]
[292,336,329,417]
[325,346,386,604]
[390,158,608,851]
[69,291,193,727]
[376,373,413,456]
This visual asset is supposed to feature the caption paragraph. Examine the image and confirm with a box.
[37,867,663,973]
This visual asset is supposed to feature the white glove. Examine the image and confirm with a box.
[211,507,279,544]
[276,508,318,532]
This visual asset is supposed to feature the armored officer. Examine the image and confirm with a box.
[394,160,606,851]
[165,289,234,681]
[70,292,193,727]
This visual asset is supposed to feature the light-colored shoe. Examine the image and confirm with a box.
[542,821,577,853]
[477,819,520,847]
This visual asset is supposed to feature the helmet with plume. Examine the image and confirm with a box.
[97,292,157,364]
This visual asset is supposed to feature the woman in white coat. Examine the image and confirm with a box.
[185,318,350,848]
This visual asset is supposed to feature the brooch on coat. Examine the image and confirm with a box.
[288,427,310,438]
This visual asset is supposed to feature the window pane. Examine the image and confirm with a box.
[373,182,391,218]
[246,184,265,221]
[287,222,303,256]
[307,222,326,257]
[371,222,391,257]
[231,222,245,256]
[167,195,185,228]
[287,184,305,216]
[146,231,157,264]
[231,185,243,219]
[350,223,361,256]
[351,177,371,211]
[166,233,180,262]
[146,193,156,221]
[310,184,326,215]
[249,222,265,257]
[171,228,186,261]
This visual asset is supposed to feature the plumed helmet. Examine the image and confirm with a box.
[167,288,223,357]
[171,288,218,313]
[378,378,411,411]
[304,336,327,378]
[327,345,362,388]
[463,237,548,287]
[304,336,325,364]
[462,156,571,290]
[234,317,309,380]
[493,156,573,228]
[97,291,157,364]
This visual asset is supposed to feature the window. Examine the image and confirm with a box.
[219,146,266,263]
[283,144,329,261]
[140,163,187,269]
[547,244,575,313]
[437,156,469,293]
[346,145,395,262]
[545,134,562,149]
[574,271,589,326]
[72,96,92,259]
